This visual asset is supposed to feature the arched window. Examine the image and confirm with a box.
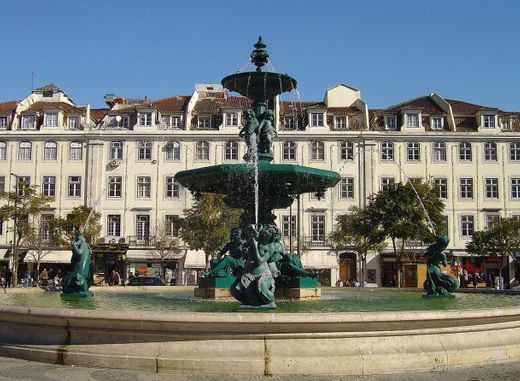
[0,141,7,160]
[18,141,32,160]
[458,141,472,161]
[69,141,83,160]
[165,141,181,161]
[44,141,57,160]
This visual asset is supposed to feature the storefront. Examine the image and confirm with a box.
[91,244,127,285]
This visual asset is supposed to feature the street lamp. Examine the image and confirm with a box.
[9,173,17,273]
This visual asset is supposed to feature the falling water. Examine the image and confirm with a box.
[245,133,260,227]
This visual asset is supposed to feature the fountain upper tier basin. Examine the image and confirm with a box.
[221,71,297,101]
[175,161,340,209]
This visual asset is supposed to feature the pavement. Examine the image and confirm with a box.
[1,356,520,381]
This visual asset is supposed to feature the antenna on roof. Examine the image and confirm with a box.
[31,72,38,91]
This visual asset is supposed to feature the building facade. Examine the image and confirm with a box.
[1,83,519,286]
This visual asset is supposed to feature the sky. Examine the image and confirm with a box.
[1,0,519,110]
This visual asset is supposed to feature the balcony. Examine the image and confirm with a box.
[127,236,156,248]
[157,122,184,131]
[303,236,334,248]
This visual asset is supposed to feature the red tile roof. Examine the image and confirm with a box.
[90,108,109,121]
[279,101,323,114]
[153,96,191,112]
[384,96,445,114]
[193,96,251,113]
[26,101,83,114]
[0,100,18,114]
[446,99,497,114]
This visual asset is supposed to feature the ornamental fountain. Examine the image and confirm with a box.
[175,37,341,306]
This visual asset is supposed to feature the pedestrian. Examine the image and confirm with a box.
[30,268,39,287]
[5,268,13,288]
[22,269,30,287]
[110,269,121,286]
[40,268,49,286]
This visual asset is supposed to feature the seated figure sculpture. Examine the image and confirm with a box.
[257,110,277,155]
[423,235,460,296]
[239,109,259,154]
[62,233,93,296]
[203,228,246,278]
[231,225,277,307]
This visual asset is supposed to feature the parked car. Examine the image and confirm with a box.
[128,276,166,286]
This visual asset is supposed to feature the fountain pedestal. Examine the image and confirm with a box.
[194,277,234,299]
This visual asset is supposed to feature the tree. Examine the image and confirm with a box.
[367,181,445,288]
[147,220,182,281]
[180,193,242,270]
[23,213,55,279]
[0,182,52,286]
[331,206,387,286]
[51,205,102,247]
[466,217,520,289]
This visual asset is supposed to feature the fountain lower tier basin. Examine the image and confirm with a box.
[1,288,520,375]
[175,162,341,210]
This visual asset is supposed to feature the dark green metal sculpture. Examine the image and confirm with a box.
[62,234,93,296]
[423,235,460,297]
[176,37,340,307]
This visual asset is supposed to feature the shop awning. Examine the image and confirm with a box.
[0,248,9,260]
[184,250,206,269]
[126,249,185,261]
[300,251,338,270]
[24,250,72,264]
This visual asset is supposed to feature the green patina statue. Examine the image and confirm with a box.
[423,235,460,297]
[204,228,246,278]
[62,234,93,296]
[258,110,277,155]
[239,110,260,153]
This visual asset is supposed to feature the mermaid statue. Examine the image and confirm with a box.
[423,235,460,297]
[62,234,94,296]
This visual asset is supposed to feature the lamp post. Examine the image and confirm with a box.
[9,173,18,277]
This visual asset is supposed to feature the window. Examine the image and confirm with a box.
[310,141,324,160]
[108,176,122,198]
[165,141,180,161]
[107,215,121,236]
[485,214,500,229]
[461,215,474,237]
[40,214,54,243]
[310,113,324,127]
[431,117,443,130]
[0,116,8,128]
[42,176,56,197]
[69,141,83,160]
[112,115,129,128]
[511,178,520,199]
[282,215,296,238]
[225,112,238,127]
[137,176,151,198]
[21,115,36,129]
[510,142,520,161]
[482,114,495,128]
[195,141,209,160]
[335,116,348,129]
[433,178,448,199]
[0,176,4,193]
[197,116,211,129]
[311,215,326,243]
[380,177,395,191]
[110,141,124,160]
[0,141,6,160]
[406,113,419,128]
[485,178,499,199]
[381,142,394,161]
[458,142,472,161]
[407,142,420,161]
[16,176,30,196]
[43,91,53,97]
[171,115,182,128]
[385,116,397,130]
[224,141,238,160]
[44,141,57,160]
[18,141,32,160]
[68,176,82,197]
[442,216,449,236]
[283,117,297,130]
[340,177,354,199]
[44,112,58,127]
[460,178,473,199]
[138,141,152,160]
[165,215,180,236]
[501,118,511,130]
[67,116,80,129]
[0,219,3,235]
[484,142,497,161]
[139,112,152,126]
[339,141,354,161]
[165,177,179,198]
[282,141,296,160]
[136,215,150,242]
[432,142,446,162]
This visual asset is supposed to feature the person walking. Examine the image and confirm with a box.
[110,269,121,286]
[40,268,49,286]
[5,268,13,288]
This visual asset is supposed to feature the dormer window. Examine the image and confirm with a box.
[21,115,36,130]
[431,117,444,130]
[67,116,80,130]
[43,91,53,98]
[171,115,182,128]
[482,114,496,128]
[198,116,211,129]
[0,117,8,128]
[501,118,512,130]
[283,116,297,130]
[406,113,420,128]
[335,116,348,129]
[44,112,59,127]
[225,112,239,127]
[384,116,397,130]
[310,112,324,127]
[139,112,152,126]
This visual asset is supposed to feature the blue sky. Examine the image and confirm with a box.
[1,0,519,110]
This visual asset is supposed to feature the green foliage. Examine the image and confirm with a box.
[51,205,102,247]
[180,193,242,270]
[466,218,520,260]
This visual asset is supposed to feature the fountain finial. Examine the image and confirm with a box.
[250,36,269,72]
